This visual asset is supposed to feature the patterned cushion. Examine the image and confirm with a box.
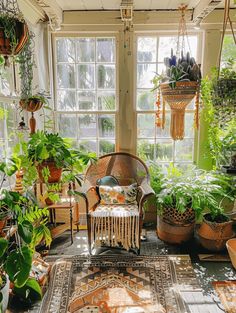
[90,204,139,217]
[98,183,138,205]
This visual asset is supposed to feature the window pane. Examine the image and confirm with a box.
[137,37,157,62]
[56,38,75,63]
[97,65,115,89]
[98,91,115,110]
[58,114,77,138]
[175,139,193,161]
[79,114,96,138]
[97,38,115,62]
[137,64,156,88]
[137,90,155,110]
[184,113,195,138]
[98,115,115,138]
[99,139,115,155]
[77,38,95,62]
[77,64,95,89]
[156,113,171,138]
[57,64,75,88]
[137,139,155,161]
[158,37,177,62]
[78,91,96,111]
[156,139,173,162]
[57,90,76,111]
[79,140,97,153]
[137,114,155,138]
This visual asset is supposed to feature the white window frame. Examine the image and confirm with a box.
[52,32,119,156]
[134,31,203,165]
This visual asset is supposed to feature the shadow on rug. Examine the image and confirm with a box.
[39,255,200,313]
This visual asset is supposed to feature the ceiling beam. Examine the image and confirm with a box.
[18,0,46,24]
[35,0,63,30]
[192,0,223,23]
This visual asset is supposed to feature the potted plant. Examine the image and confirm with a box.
[197,173,236,251]
[150,163,232,244]
[0,189,51,311]
[152,49,201,140]
[0,13,28,63]
[27,131,72,183]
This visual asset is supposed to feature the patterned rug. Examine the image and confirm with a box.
[39,255,200,313]
[213,281,236,313]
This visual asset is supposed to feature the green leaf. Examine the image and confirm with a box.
[5,246,33,288]
[13,278,42,303]
[18,220,33,244]
[0,238,8,258]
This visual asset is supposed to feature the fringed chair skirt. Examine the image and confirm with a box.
[90,204,140,251]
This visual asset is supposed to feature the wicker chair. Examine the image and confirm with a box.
[79,152,154,254]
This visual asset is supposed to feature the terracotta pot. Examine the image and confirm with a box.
[226,238,236,269]
[19,98,43,113]
[37,161,62,183]
[157,217,194,244]
[0,20,28,56]
[197,214,235,252]
[0,217,8,236]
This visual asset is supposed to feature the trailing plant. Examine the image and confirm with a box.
[0,15,18,54]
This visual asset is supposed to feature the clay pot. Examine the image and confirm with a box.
[197,214,235,252]
[37,161,62,183]
[157,207,195,244]
[0,20,28,56]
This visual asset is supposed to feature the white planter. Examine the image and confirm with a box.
[0,275,9,313]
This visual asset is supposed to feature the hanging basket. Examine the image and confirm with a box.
[160,81,198,140]
[19,98,43,113]
[0,19,29,56]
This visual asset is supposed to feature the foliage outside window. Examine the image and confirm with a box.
[136,35,198,166]
[55,37,116,156]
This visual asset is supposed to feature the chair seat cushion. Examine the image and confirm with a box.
[90,203,139,218]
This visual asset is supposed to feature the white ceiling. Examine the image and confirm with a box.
[54,0,206,11]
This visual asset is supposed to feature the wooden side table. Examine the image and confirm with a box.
[47,202,79,244]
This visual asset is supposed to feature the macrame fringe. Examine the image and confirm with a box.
[91,215,140,251]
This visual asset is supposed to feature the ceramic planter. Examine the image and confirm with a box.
[197,213,235,252]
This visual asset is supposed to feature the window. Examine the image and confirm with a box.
[55,37,117,155]
[0,64,17,162]
[136,35,198,166]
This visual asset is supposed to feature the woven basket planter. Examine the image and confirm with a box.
[19,98,43,113]
[0,20,28,56]
[160,81,198,140]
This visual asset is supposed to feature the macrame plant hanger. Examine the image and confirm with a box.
[157,4,200,140]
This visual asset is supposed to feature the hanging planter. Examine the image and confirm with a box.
[0,18,28,57]
[19,97,44,113]
[152,5,201,141]
[160,81,199,140]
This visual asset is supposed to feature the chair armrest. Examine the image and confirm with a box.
[73,183,100,214]
[137,181,155,213]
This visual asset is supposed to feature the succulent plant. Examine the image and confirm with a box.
[153,49,201,89]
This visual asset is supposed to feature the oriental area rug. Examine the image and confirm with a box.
[39,255,201,313]
[213,281,236,313]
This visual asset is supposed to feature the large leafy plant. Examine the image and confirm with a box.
[0,190,51,307]
[27,131,72,168]
[149,163,235,220]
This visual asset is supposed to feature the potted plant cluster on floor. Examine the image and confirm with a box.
[0,161,51,312]
[149,163,235,245]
